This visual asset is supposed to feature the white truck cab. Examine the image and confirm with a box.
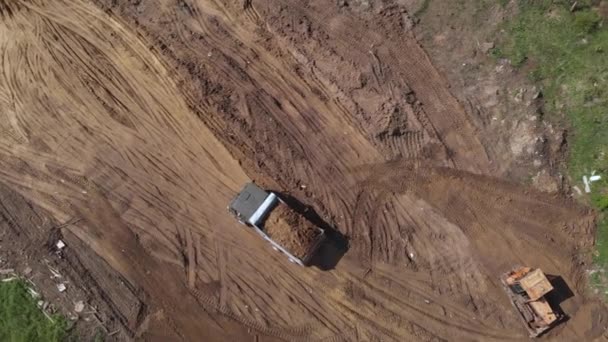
[228,183,325,266]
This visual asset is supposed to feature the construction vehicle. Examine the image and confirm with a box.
[228,183,325,266]
[501,266,563,338]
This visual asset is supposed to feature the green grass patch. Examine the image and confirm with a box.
[0,280,68,342]
[592,217,608,295]
[498,1,608,293]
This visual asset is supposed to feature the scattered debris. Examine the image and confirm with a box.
[583,171,602,193]
[28,287,40,298]
[56,240,66,250]
[37,301,49,312]
[0,268,15,275]
[2,277,17,282]
[23,266,32,276]
[573,186,582,196]
[41,309,55,323]
[74,300,85,313]
[514,88,526,103]
[480,41,494,54]
[57,283,67,292]
[49,266,62,279]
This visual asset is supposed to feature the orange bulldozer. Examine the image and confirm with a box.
[501,266,564,338]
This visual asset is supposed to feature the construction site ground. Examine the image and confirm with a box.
[0,0,607,341]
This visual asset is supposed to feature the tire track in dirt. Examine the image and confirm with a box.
[359,162,604,336]
[165,0,385,233]
[0,1,273,340]
[245,1,492,173]
[348,275,512,340]
[0,1,373,339]
[90,0,606,340]
[1,0,605,341]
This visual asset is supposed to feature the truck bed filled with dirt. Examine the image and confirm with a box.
[262,202,322,260]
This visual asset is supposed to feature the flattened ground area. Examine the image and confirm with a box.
[0,0,606,341]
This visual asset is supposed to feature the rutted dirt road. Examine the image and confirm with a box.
[0,0,606,341]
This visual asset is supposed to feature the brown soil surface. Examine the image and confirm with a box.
[407,0,569,191]
[0,0,606,341]
[263,202,321,260]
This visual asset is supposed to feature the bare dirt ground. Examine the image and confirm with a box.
[0,0,607,341]
[405,0,569,192]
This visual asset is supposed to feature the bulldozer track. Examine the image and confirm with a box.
[188,286,314,340]
[0,0,22,18]
[376,130,426,160]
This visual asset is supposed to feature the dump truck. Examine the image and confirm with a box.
[501,266,563,338]
[228,183,325,266]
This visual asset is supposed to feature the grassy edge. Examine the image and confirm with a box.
[0,279,68,342]
[593,216,608,295]
[495,1,608,297]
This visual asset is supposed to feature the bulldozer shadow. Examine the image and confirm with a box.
[546,275,574,305]
[273,191,349,270]
[544,274,574,326]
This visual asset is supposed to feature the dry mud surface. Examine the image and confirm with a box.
[0,0,606,341]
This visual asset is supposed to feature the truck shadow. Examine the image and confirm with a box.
[274,191,349,270]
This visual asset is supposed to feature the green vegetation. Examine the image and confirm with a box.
[496,0,608,293]
[0,280,67,342]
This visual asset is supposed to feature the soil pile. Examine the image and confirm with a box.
[263,202,321,260]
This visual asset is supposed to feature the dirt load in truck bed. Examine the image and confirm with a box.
[263,202,321,260]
